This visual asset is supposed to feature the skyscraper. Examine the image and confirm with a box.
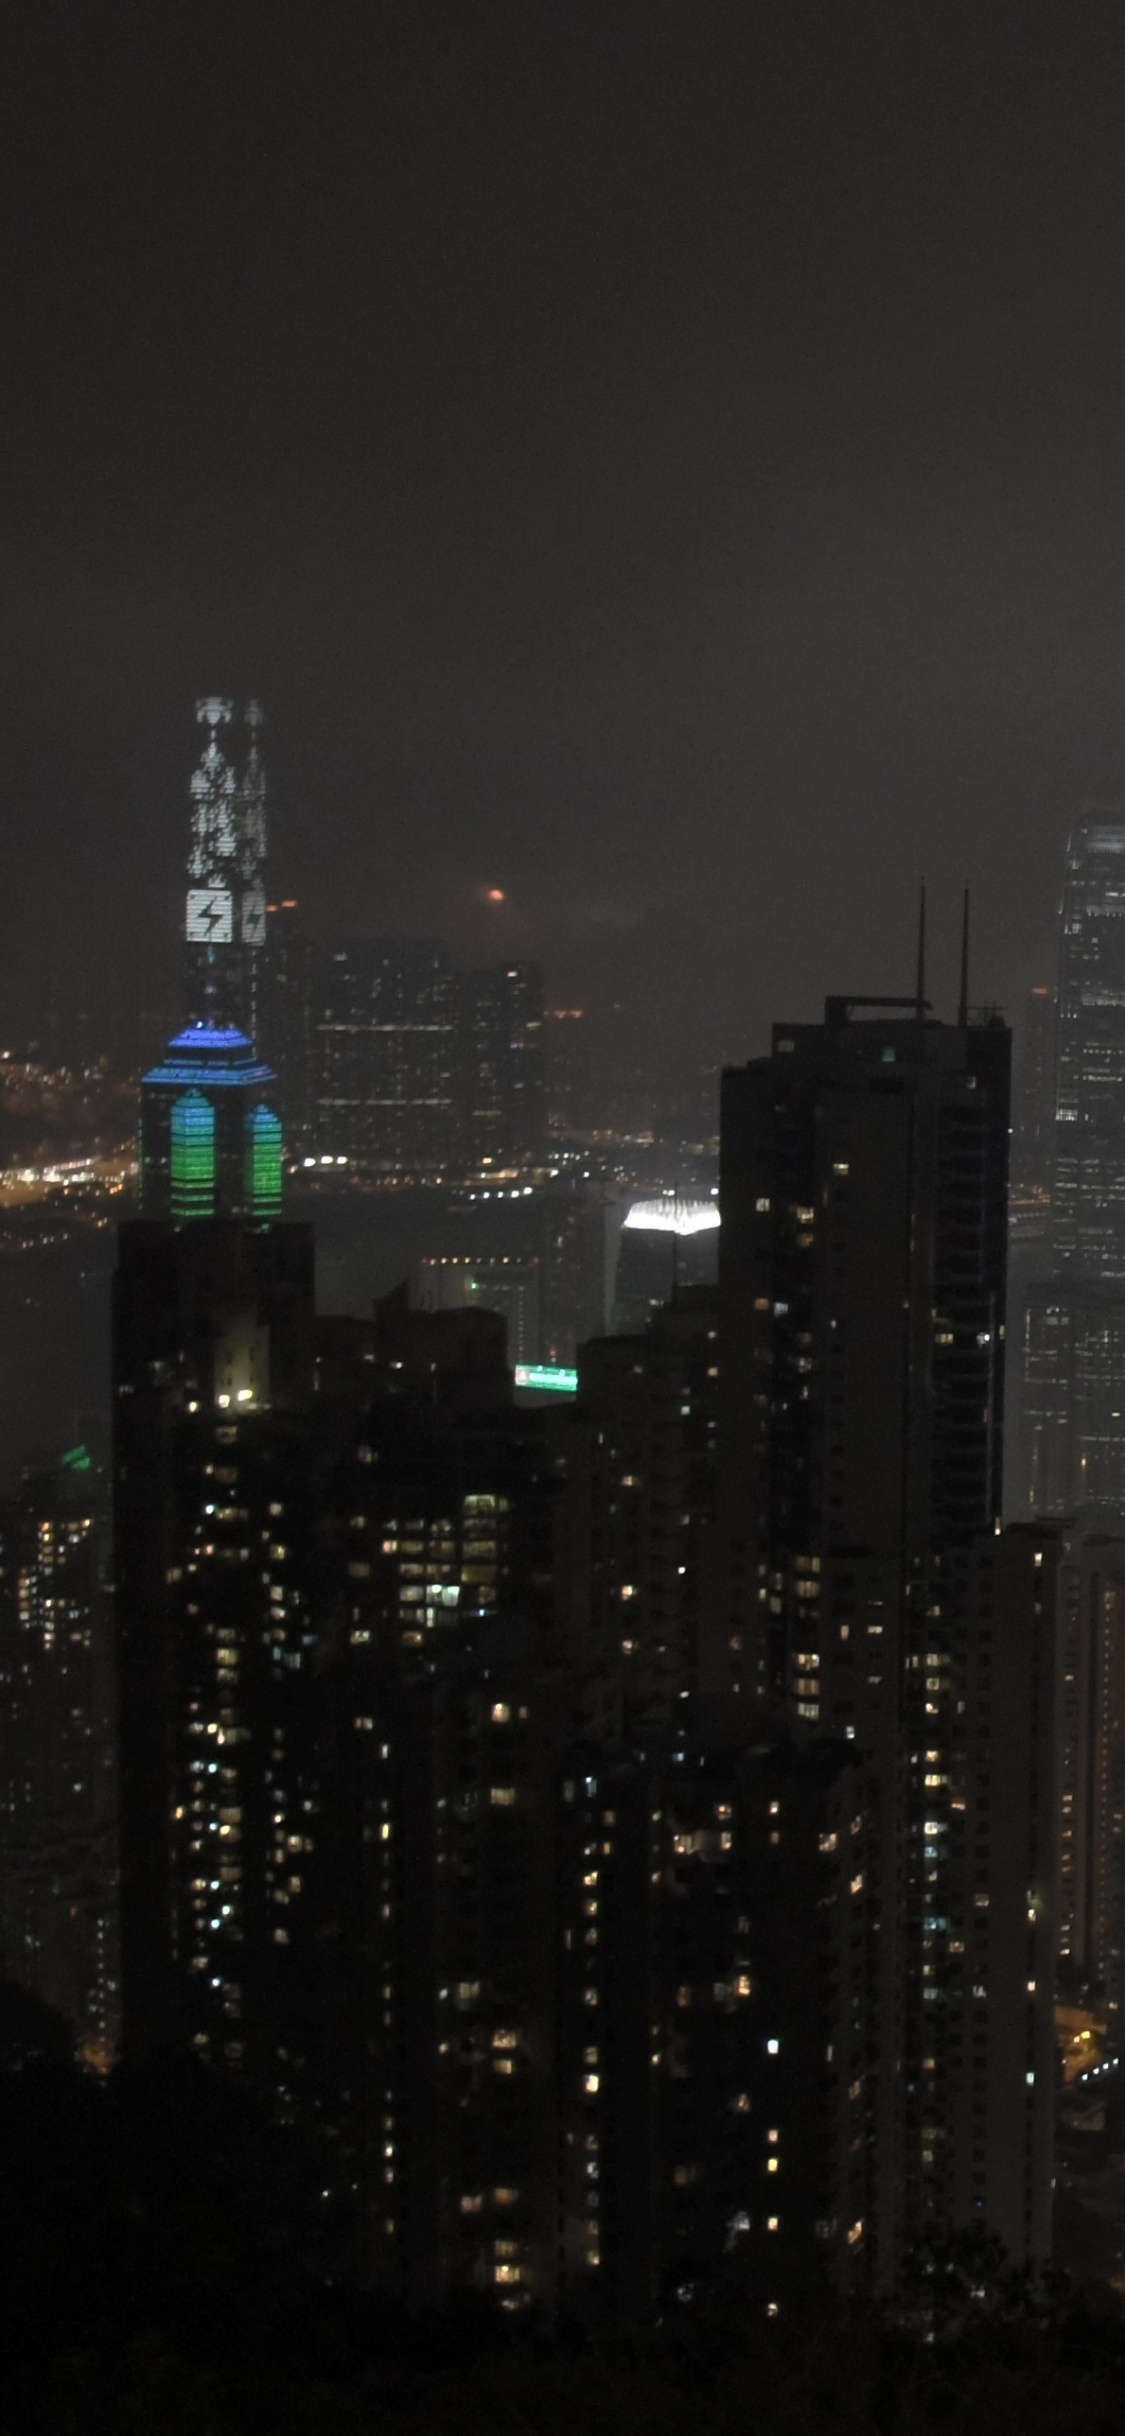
[311,940,457,1174]
[1055,1520,1125,2028]
[1011,984,1056,1208]
[258,899,315,1154]
[457,964,545,1174]
[707,991,1054,2276]
[1015,813,1125,1517]
[115,699,318,2061]
[0,1453,117,2064]
[1053,812,1125,1281]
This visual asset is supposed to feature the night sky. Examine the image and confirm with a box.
[5,2,1125,1058]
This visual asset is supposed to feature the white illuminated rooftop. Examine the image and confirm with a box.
[622,1195,720,1238]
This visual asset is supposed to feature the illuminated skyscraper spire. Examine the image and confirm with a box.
[184,697,268,1033]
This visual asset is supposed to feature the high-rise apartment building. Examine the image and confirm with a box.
[707,995,1055,2277]
[577,1287,719,1726]
[557,1736,878,2318]
[0,1454,117,2063]
[713,995,1010,1718]
[1055,1521,1125,2026]
[113,1216,317,2057]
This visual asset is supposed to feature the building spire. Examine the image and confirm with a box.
[958,886,970,1027]
[915,881,927,1018]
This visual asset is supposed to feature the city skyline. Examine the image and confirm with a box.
[12,10,1125,2414]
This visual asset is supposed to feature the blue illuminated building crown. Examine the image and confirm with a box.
[140,1020,283,1222]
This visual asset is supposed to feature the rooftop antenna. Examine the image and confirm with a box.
[915,881,927,1019]
[957,885,970,1027]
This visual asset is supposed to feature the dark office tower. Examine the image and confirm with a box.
[577,1287,719,1725]
[711,993,1016,2278]
[312,941,457,1175]
[713,996,1010,1719]
[544,1007,593,1140]
[1053,812,1125,1278]
[258,899,315,1153]
[1013,817,1125,1517]
[184,699,268,1036]
[939,1526,1058,2266]
[1011,985,1056,1205]
[540,1177,618,1361]
[458,964,545,1174]
[1019,1279,1125,1511]
[557,1738,877,2320]
[0,1454,117,2063]
[418,1253,543,1366]
[113,1218,316,2057]
[116,1024,313,2057]
[1056,1521,1125,2027]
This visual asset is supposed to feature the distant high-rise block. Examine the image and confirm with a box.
[418,1253,543,1367]
[311,940,457,1175]
[457,964,545,1173]
[258,900,315,1152]
[1011,984,1056,1205]
[544,1007,593,1140]
[1019,1278,1125,1512]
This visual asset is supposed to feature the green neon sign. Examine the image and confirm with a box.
[514,1364,578,1395]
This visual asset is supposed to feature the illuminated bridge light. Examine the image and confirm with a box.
[514,1364,579,1395]
[171,1090,215,1218]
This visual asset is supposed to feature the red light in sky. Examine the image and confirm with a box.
[487,887,506,902]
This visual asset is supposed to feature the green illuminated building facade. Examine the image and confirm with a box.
[140,1022,283,1222]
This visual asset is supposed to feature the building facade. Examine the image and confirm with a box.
[707,996,1055,2277]
[0,1454,117,2064]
